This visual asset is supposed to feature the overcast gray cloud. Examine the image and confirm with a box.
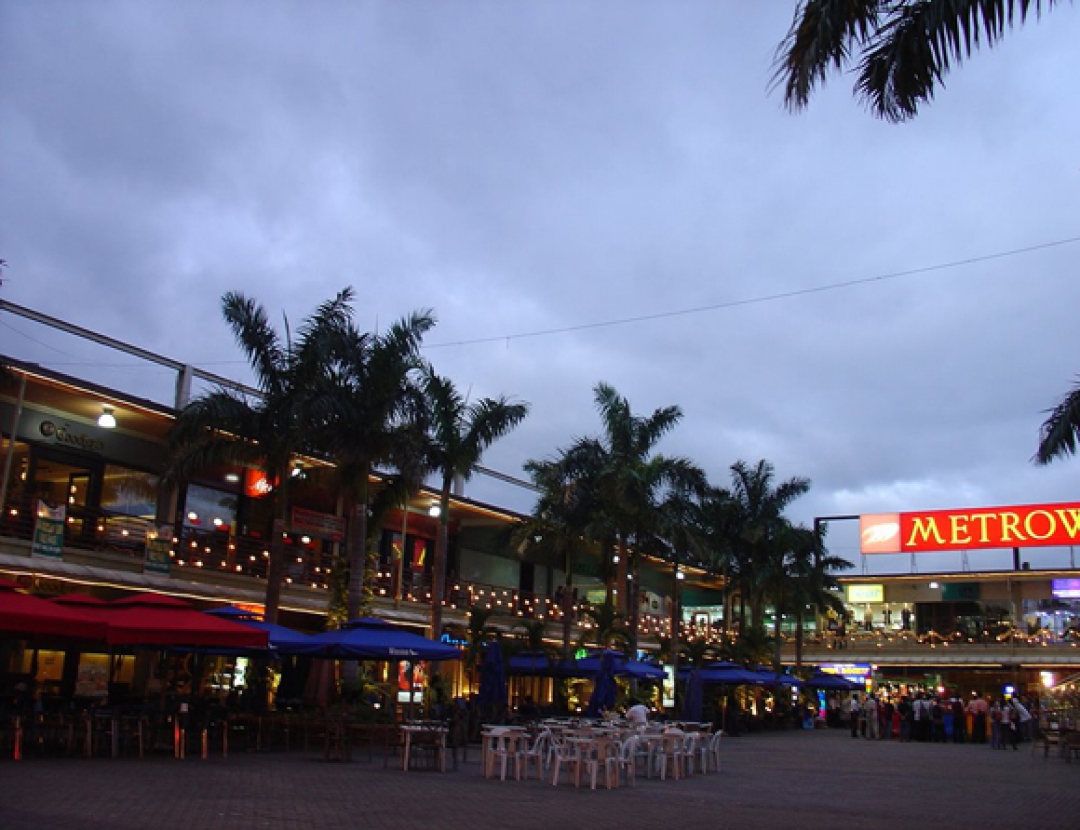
[3,1,1080,573]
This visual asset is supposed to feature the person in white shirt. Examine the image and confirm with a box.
[626,701,649,726]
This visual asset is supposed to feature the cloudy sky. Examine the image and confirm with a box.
[3,2,1079,574]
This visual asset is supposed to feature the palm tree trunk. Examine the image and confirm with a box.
[772,600,783,674]
[346,472,371,621]
[263,464,291,625]
[430,475,452,644]
[795,607,805,671]
[561,544,575,663]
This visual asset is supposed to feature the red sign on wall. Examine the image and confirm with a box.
[861,501,1080,554]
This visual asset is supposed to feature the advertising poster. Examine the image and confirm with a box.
[31,500,65,559]
[144,525,173,575]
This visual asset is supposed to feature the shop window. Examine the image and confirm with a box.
[183,483,237,532]
[101,465,158,518]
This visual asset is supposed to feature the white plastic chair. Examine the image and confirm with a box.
[613,736,638,787]
[520,729,551,780]
[704,729,722,773]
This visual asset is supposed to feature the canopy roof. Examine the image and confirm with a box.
[54,592,269,649]
[0,579,108,640]
[299,617,460,662]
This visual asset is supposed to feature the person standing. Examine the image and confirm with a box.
[881,697,895,740]
[849,694,861,739]
[864,694,880,740]
[897,695,914,742]
[1000,700,1019,750]
[1011,697,1033,742]
[967,694,989,744]
[950,698,967,743]
[989,699,1004,749]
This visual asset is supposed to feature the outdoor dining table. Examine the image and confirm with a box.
[399,722,448,773]
[480,725,529,780]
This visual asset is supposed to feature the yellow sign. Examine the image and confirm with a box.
[846,584,884,603]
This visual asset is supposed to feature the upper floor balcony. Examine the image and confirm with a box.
[780,629,1080,668]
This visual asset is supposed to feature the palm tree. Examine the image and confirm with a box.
[649,479,708,670]
[578,599,629,651]
[517,452,599,661]
[786,524,853,670]
[568,382,703,654]
[166,289,350,623]
[422,371,529,643]
[774,0,1064,122]
[726,460,811,641]
[311,305,435,621]
[1035,377,1080,464]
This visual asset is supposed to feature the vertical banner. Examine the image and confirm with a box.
[31,500,65,558]
[144,525,173,575]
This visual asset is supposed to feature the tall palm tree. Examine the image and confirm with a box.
[311,305,435,621]
[726,460,811,640]
[1035,378,1080,464]
[699,485,744,637]
[774,0,1064,122]
[568,382,702,653]
[786,524,853,670]
[649,478,708,669]
[422,371,529,643]
[166,290,350,623]
[518,451,601,661]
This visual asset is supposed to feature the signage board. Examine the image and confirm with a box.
[846,584,884,603]
[31,501,65,559]
[860,501,1080,554]
[144,526,173,575]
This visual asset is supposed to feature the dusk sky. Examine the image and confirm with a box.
[3,2,1079,574]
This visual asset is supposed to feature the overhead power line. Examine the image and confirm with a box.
[424,235,1080,349]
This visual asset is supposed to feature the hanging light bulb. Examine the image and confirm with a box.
[98,406,117,429]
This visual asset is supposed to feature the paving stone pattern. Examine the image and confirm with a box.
[2,728,1077,830]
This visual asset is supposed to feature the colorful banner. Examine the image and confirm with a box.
[144,525,173,575]
[31,500,65,559]
[861,501,1080,554]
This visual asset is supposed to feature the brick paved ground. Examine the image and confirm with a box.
[2,728,1077,830]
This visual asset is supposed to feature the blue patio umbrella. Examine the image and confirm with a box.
[507,651,554,675]
[683,667,705,722]
[574,650,665,681]
[687,662,766,686]
[585,651,618,717]
[804,672,862,691]
[205,606,315,655]
[299,617,461,661]
[477,640,508,717]
[753,667,803,688]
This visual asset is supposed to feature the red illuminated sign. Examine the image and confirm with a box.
[860,501,1080,554]
[244,468,276,499]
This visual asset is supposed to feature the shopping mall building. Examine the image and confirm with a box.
[0,301,723,706]
[4,299,1080,705]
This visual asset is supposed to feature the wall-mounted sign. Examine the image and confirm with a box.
[291,507,345,541]
[32,501,65,559]
[819,663,872,683]
[244,468,275,498]
[861,501,1080,554]
[846,584,884,603]
[144,525,173,575]
[1052,579,1080,599]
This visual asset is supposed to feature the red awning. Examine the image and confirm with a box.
[82,593,270,649]
[0,578,108,640]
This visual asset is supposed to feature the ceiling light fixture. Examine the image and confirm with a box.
[97,406,117,429]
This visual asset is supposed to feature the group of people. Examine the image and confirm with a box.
[846,691,1034,748]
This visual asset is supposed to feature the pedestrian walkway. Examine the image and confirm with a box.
[2,727,1076,830]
